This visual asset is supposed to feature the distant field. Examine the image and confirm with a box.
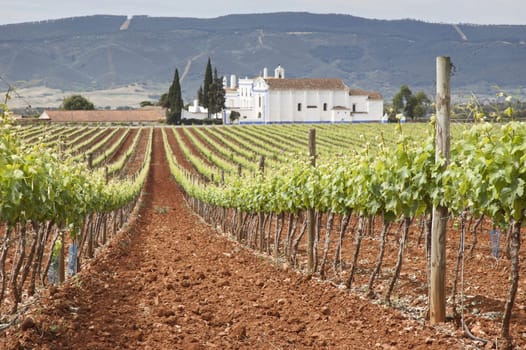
[8,83,165,109]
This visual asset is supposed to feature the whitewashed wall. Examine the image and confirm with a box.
[224,75,384,124]
[367,100,384,121]
[267,90,351,123]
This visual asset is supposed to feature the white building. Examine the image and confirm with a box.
[184,99,224,120]
[223,65,383,124]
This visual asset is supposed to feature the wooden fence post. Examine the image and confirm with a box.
[86,153,93,169]
[58,141,64,160]
[307,129,316,273]
[258,155,265,175]
[430,56,451,324]
[258,156,265,251]
[59,230,65,283]
[104,166,109,184]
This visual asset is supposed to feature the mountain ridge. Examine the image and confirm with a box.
[0,12,525,107]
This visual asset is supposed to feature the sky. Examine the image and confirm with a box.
[0,0,525,25]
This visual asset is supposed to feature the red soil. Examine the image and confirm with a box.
[106,128,138,164]
[175,127,214,167]
[120,128,149,178]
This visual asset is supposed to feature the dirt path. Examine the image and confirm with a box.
[4,129,459,349]
[180,53,205,83]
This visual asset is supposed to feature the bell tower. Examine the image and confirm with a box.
[274,65,285,79]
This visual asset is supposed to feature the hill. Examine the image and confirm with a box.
[1,13,525,107]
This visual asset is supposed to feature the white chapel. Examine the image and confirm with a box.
[223,65,383,124]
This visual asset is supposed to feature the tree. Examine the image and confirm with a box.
[413,91,431,119]
[200,58,213,112]
[392,85,430,120]
[158,93,169,108]
[207,68,226,118]
[166,68,183,125]
[405,95,417,120]
[392,85,412,116]
[140,101,154,107]
[197,86,203,107]
[229,110,240,124]
[198,58,225,119]
[61,95,95,110]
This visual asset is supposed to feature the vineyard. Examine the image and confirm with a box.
[1,113,525,348]
[163,121,526,348]
[0,114,153,317]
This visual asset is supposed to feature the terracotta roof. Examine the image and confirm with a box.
[40,108,165,123]
[349,89,383,100]
[264,78,347,91]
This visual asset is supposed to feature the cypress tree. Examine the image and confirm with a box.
[198,58,225,119]
[202,58,213,117]
[166,68,183,125]
[208,68,225,118]
[197,86,203,107]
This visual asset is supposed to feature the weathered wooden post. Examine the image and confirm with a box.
[221,166,227,231]
[307,129,316,273]
[258,156,265,251]
[58,230,65,283]
[58,141,64,160]
[258,155,265,175]
[104,166,109,184]
[102,166,109,246]
[430,56,451,324]
[87,218,94,259]
[86,153,93,169]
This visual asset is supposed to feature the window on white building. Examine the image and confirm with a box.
[297,103,302,111]
[323,103,327,111]
[307,105,317,109]
[352,104,357,113]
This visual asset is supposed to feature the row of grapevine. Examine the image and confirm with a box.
[56,126,101,149]
[91,128,131,168]
[107,128,143,178]
[206,127,263,162]
[70,128,120,162]
[192,127,258,172]
[18,124,48,140]
[166,122,524,347]
[0,110,153,319]
[18,124,138,176]
[182,128,238,174]
[171,128,218,182]
[173,123,437,184]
